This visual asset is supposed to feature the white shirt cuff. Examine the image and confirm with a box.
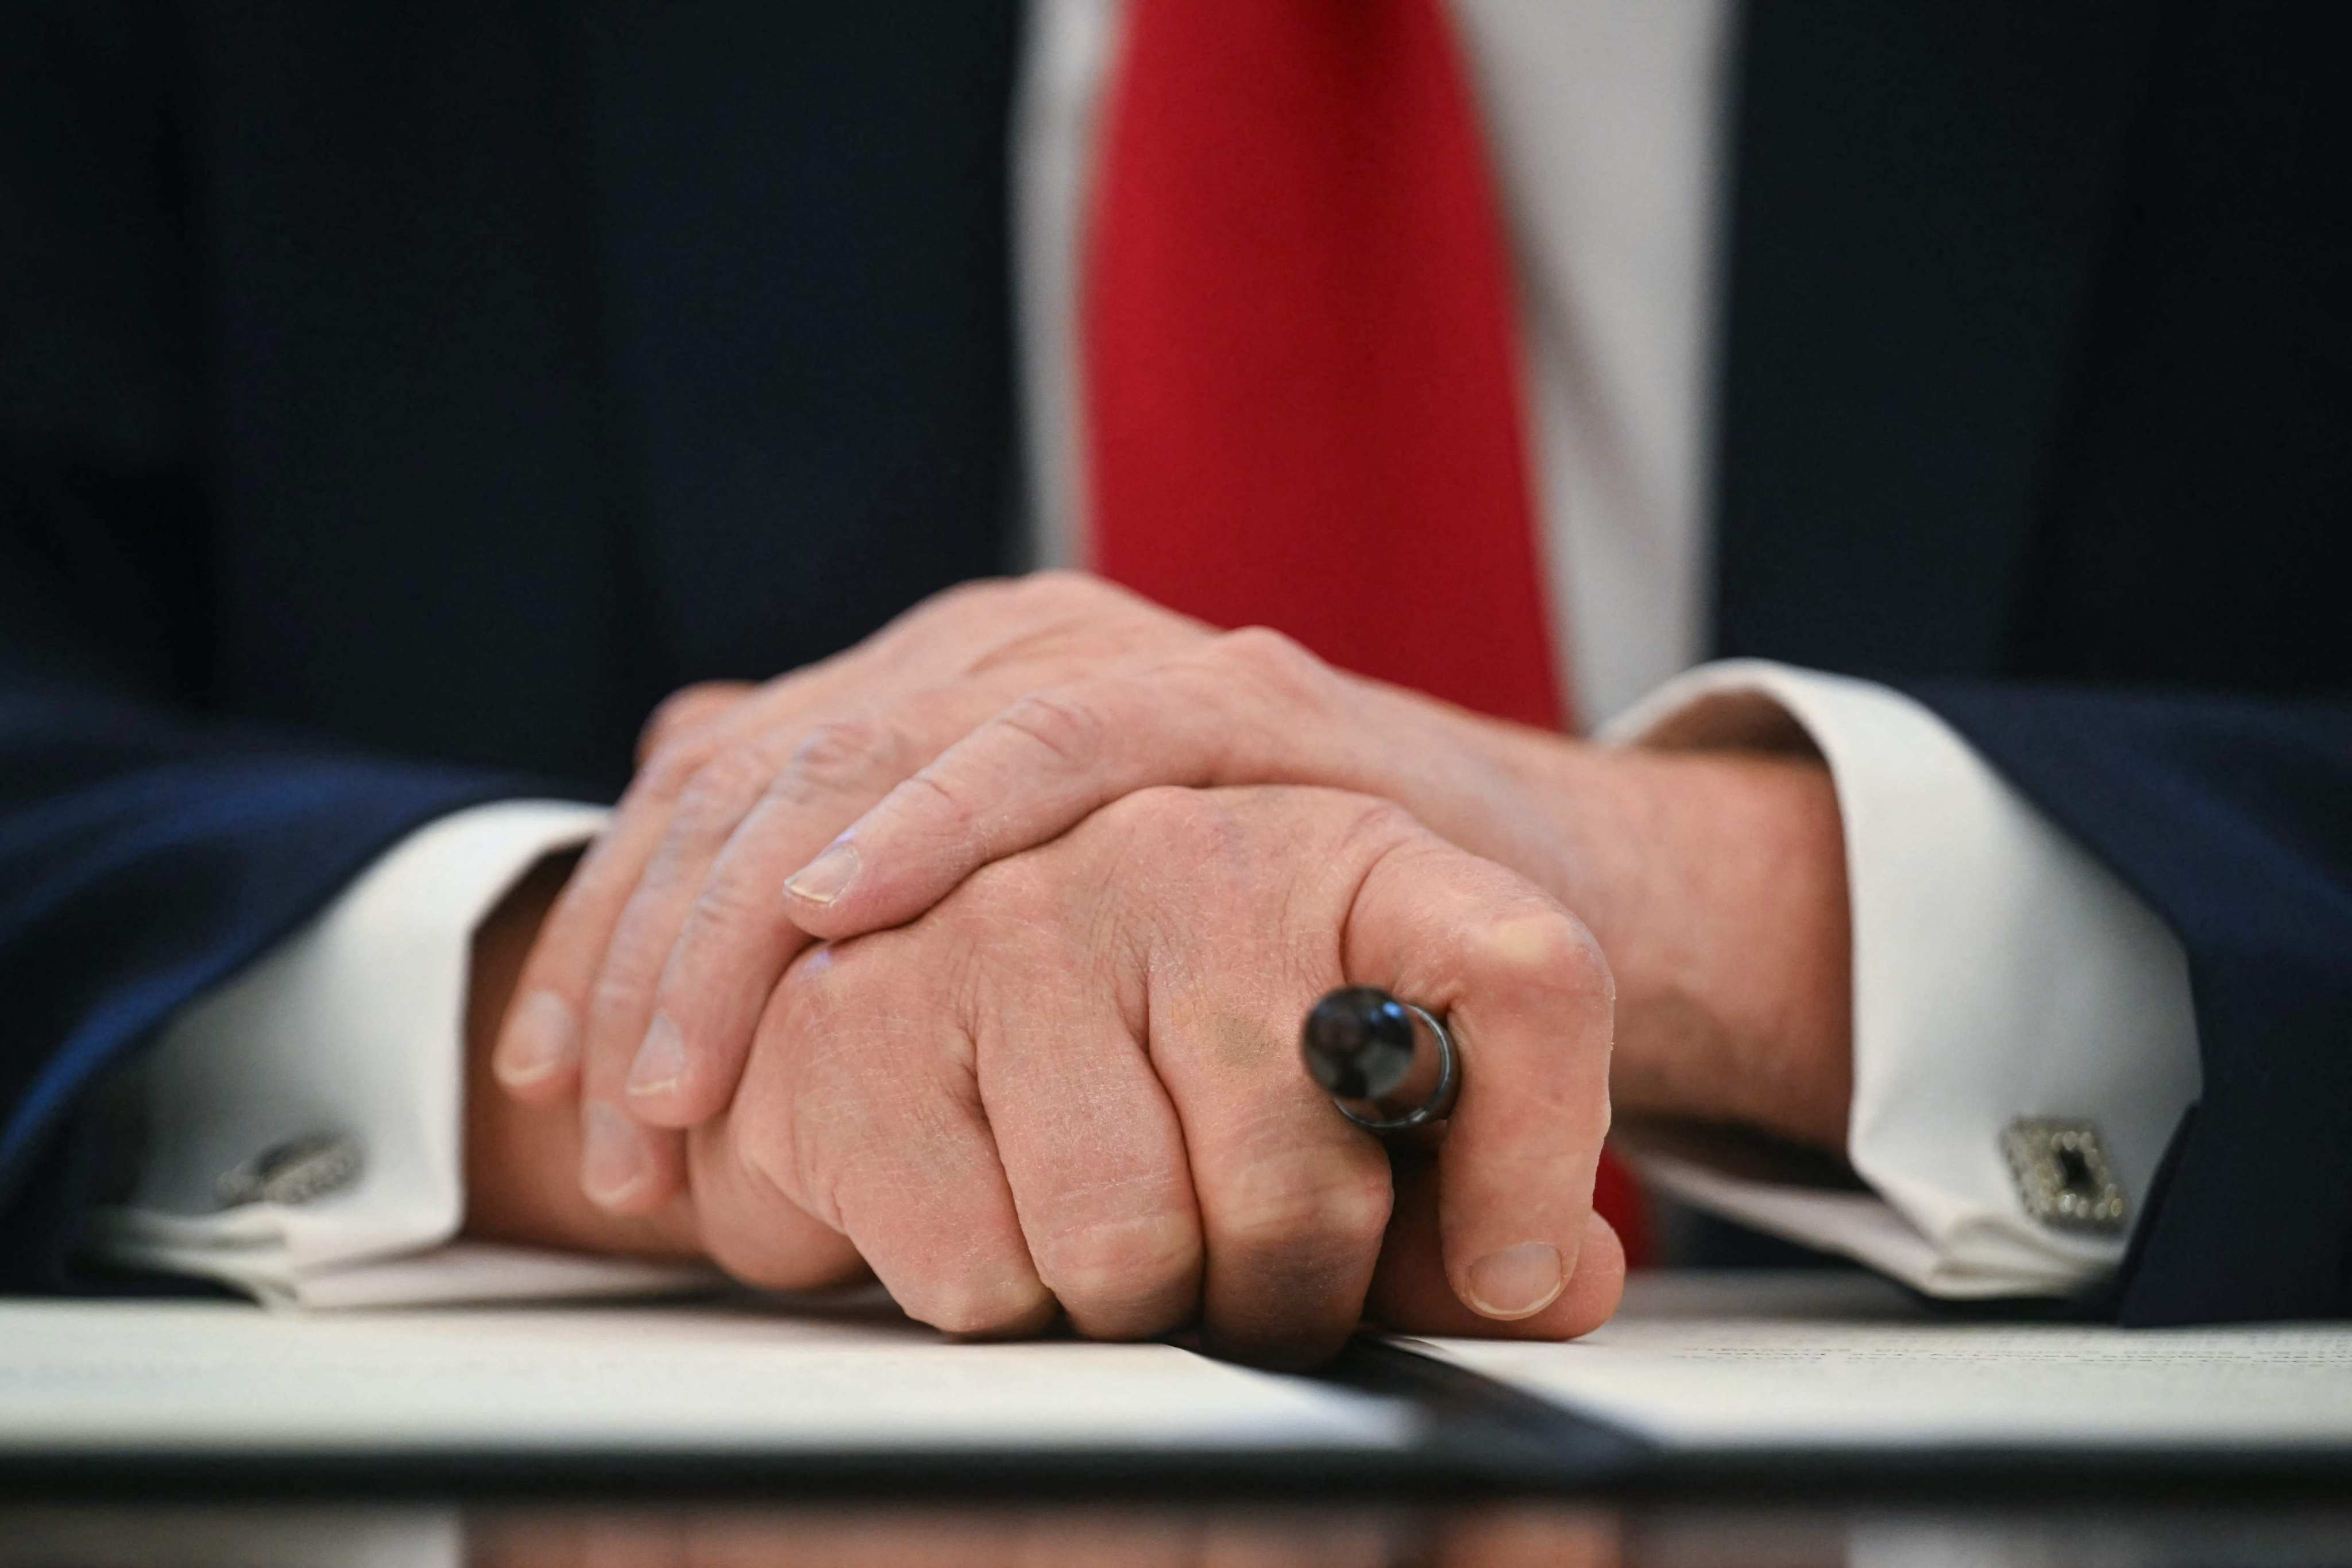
[1604,661,2203,1299]
[95,799,717,1308]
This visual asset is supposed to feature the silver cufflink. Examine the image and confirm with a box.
[2000,1117,2127,1234]
[213,1133,363,1211]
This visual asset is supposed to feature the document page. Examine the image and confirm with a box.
[0,1289,1410,1461]
[1411,1272,2352,1454]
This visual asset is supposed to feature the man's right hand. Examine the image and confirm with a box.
[464,848,709,1266]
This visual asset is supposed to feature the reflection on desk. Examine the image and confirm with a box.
[6,1501,2352,1568]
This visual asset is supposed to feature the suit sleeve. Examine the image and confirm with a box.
[0,2,535,1286]
[1902,683,2352,1326]
[1881,3,2352,1323]
[0,692,542,1291]
[95,798,712,1309]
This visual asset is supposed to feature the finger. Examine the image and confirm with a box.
[504,671,843,1106]
[617,786,824,1130]
[625,693,970,1131]
[588,688,973,1201]
[685,1077,868,1301]
[960,864,1204,1341]
[1160,998,1393,1369]
[488,732,735,1103]
[634,593,1219,1127]
[710,935,1055,1336]
[1367,1149,1624,1340]
[1342,837,1619,1328]
[779,631,1366,941]
[491,635,917,1107]
[1103,789,1395,1368]
[634,679,754,768]
[578,720,841,1211]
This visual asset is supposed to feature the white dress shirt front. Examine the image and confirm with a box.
[1018,0,1731,724]
[98,0,2201,1309]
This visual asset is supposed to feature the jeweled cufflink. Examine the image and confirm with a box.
[214,1132,363,1210]
[2000,1117,2127,1234]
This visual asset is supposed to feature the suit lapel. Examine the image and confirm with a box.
[1710,3,2152,677]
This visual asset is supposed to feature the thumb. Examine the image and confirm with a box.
[1368,1150,1624,1339]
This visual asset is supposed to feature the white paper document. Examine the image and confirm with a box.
[0,1288,1409,1461]
[1415,1272,2352,1455]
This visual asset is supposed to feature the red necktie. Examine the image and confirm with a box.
[1085,0,1648,1260]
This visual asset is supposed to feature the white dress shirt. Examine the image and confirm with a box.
[99,0,2200,1308]
[99,802,716,1308]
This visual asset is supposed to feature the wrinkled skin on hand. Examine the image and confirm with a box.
[475,573,1852,1358]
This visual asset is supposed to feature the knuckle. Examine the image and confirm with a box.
[586,961,655,1029]
[935,576,1008,609]
[636,732,725,803]
[1218,1160,1393,1260]
[674,863,770,950]
[1036,1195,1199,1307]
[897,575,1009,632]
[638,681,733,756]
[705,1156,862,1295]
[1211,625,1331,701]
[1470,902,1611,1001]
[914,1274,1052,1338]
[1014,567,1099,611]
[673,746,773,832]
[1333,796,1421,856]
[1319,797,1432,897]
[707,1238,829,1296]
[777,716,895,803]
[995,689,1108,769]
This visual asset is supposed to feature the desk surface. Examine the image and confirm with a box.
[10,1270,2350,1490]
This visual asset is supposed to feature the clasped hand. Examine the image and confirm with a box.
[488,574,1634,1362]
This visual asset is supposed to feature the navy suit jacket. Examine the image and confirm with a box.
[3,0,2347,1321]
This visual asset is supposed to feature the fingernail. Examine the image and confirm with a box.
[494,990,577,1087]
[626,1014,688,1099]
[1465,1242,1564,1320]
[783,840,860,906]
[581,1102,649,1207]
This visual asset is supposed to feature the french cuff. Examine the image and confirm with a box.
[1602,661,2202,1300]
[94,798,717,1308]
